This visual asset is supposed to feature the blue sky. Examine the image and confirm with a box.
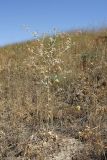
[0,0,107,46]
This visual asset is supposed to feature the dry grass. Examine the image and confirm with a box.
[0,28,107,159]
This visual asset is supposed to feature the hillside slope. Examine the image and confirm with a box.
[0,29,107,160]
